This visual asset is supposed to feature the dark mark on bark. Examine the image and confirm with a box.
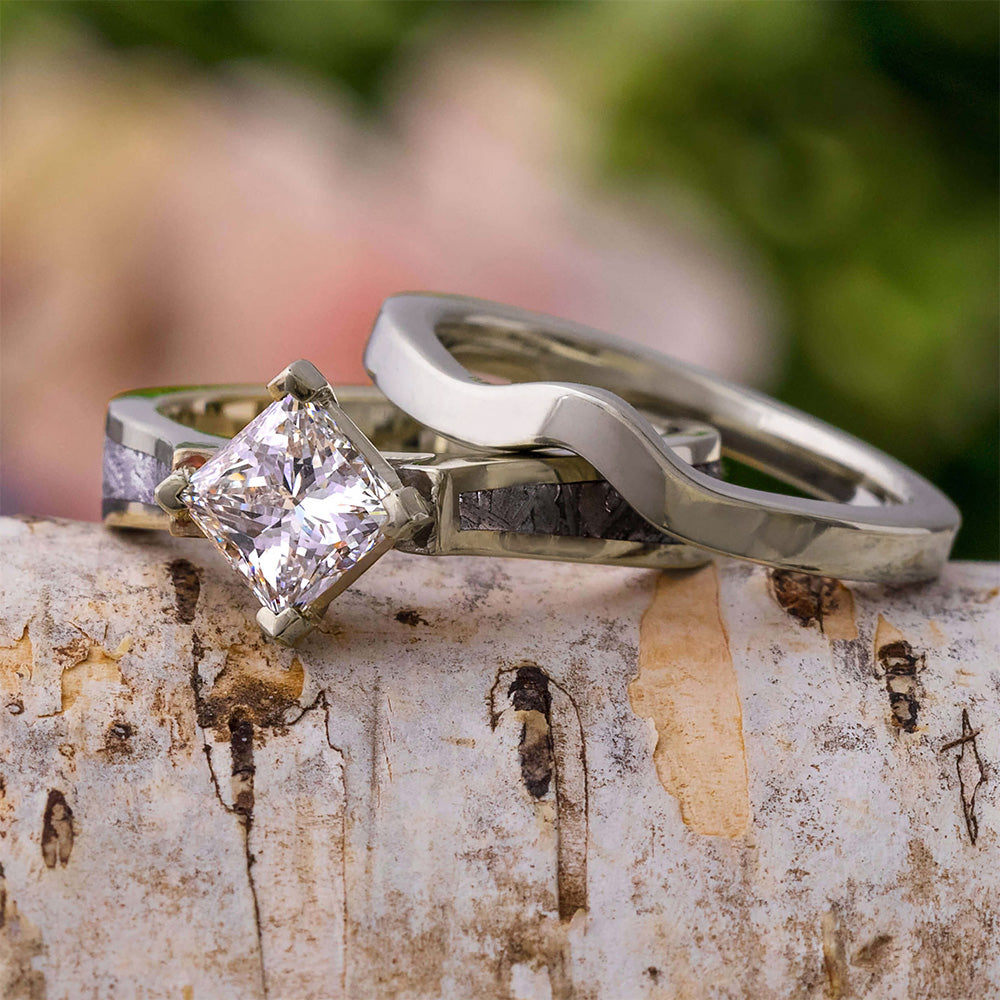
[52,633,90,665]
[196,700,266,996]
[227,706,261,993]
[940,724,980,753]
[229,709,256,821]
[0,861,6,929]
[41,790,74,869]
[645,967,660,981]
[499,920,577,1000]
[769,569,838,631]
[491,663,589,921]
[507,666,554,799]
[6,700,24,715]
[191,631,206,666]
[103,720,135,760]
[167,558,201,624]
[875,639,924,732]
[192,653,302,737]
[281,691,350,999]
[394,608,428,627]
[942,709,986,844]
[189,643,313,1000]
[851,933,893,967]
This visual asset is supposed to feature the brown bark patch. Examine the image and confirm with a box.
[0,633,32,682]
[0,872,47,1000]
[630,565,750,838]
[102,720,135,761]
[59,638,129,711]
[508,665,553,799]
[41,790,74,869]
[167,559,201,624]
[228,708,255,821]
[0,632,32,712]
[194,643,304,738]
[851,933,893,968]
[490,664,589,921]
[874,615,906,649]
[874,617,924,733]
[822,909,850,999]
[394,608,428,627]
[769,570,857,641]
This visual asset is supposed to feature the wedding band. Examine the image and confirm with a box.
[365,294,960,582]
[103,364,722,644]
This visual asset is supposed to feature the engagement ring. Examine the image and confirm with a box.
[104,363,722,644]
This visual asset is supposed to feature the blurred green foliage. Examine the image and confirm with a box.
[0,0,445,104]
[3,0,996,558]
[576,1,998,559]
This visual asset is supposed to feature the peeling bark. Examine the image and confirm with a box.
[0,516,998,999]
[630,564,750,837]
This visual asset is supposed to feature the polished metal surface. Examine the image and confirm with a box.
[365,294,961,582]
[104,383,722,572]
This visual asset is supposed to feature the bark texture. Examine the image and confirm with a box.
[0,516,997,1000]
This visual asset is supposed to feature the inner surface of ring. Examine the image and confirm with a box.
[436,319,897,506]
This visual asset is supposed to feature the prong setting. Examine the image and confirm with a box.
[155,468,193,515]
[267,360,336,405]
[256,606,315,647]
[383,486,434,541]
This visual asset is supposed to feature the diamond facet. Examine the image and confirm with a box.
[181,394,394,613]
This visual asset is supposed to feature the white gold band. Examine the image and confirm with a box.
[364,293,960,582]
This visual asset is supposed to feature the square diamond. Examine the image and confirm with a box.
[182,394,394,613]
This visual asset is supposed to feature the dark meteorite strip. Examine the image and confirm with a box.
[457,461,722,544]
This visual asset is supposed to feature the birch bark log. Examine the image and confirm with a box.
[0,516,997,1000]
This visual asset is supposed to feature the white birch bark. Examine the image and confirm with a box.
[0,516,997,1000]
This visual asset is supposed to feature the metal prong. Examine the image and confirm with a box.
[383,486,435,541]
[155,468,193,515]
[267,360,336,404]
[256,606,315,647]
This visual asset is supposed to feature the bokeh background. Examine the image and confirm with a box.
[2,1,997,558]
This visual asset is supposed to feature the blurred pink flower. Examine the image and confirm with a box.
[1,32,774,520]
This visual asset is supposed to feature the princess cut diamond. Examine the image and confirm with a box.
[181,394,394,614]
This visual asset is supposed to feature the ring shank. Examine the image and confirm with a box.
[103,384,724,569]
[364,294,960,582]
